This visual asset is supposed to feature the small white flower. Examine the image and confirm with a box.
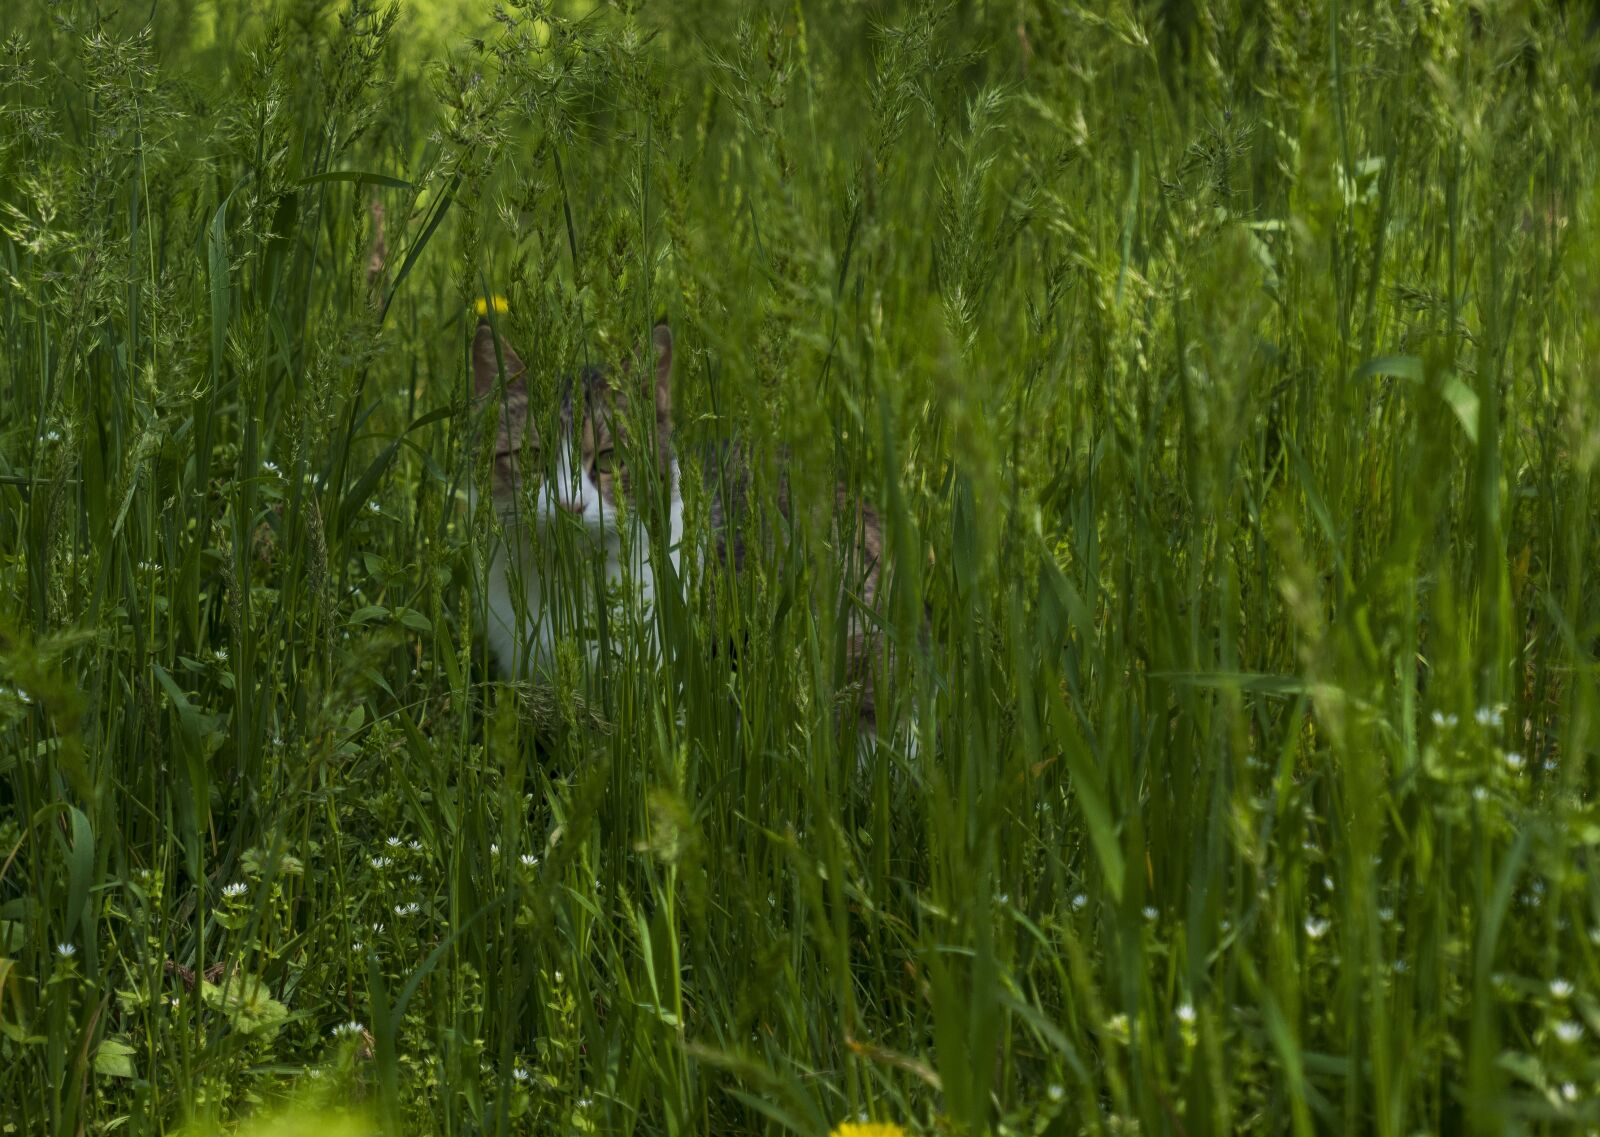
[1392,958,1408,974]
[371,921,385,934]
[1472,786,1489,802]
[367,500,382,515]
[167,995,181,1008]
[1475,705,1503,728]
[352,940,364,952]
[222,882,247,899]
[1554,1020,1583,1044]
[407,872,422,884]
[1143,906,1158,921]
[1430,710,1458,728]
[137,561,160,573]
[1550,978,1574,999]
[332,1020,365,1037]
[394,902,421,917]
[1304,916,1330,940]
[262,460,281,476]
[577,1097,592,1109]
[1176,1002,1197,1026]
[490,843,501,856]
[215,647,228,662]
[1561,1081,1579,1102]
[553,970,563,984]
[520,853,539,867]
[1071,893,1088,911]
[369,855,391,870]
[1504,751,1525,772]
[512,1066,530,1082]
[1378,906,1395,923]
[56,942,76,958]
[386,836,403,848]
[408,839,422,852]
[1046,1083,1065,1102]
[45,428,62,443]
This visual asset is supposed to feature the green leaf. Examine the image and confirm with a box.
[201,975,290,1038]
[1355,354,1424,383]
[1046,688,1125,903]
[62,807,94,943]
[1440,373,1481,444]
[94,1038,137,1079]
[349,606,390,626]
[395,608,432,634]
[298,170,413,191]
[379,167,462,323]
[338,437,403,533]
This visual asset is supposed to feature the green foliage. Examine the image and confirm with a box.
[2,0,1599,1134]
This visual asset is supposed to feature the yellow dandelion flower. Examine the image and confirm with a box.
[474,295,510,317]
[830,1124,909,1137]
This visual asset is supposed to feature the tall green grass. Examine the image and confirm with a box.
[2,1,1598,1133]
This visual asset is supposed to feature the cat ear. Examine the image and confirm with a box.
[472,318,526,397]
[644,320,671,419]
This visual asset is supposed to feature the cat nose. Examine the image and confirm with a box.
[558,496,586,515]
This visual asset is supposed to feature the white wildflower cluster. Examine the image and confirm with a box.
[331,1020,365,1037]
[222,881,248,899]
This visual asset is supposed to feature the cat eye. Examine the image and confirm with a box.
[592,449,616,475]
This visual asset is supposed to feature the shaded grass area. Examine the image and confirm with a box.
[2,0,1599,1133]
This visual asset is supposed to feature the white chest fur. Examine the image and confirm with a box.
[482,491,686,679]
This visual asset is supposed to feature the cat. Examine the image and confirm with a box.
[469,315,896,735]
[469,317,682,681]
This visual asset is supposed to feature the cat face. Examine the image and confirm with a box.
[471,320,674,534]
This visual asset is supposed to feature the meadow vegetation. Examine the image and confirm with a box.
[2,0,1599,1133]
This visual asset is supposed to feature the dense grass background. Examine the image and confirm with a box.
[3,0,1599,1133]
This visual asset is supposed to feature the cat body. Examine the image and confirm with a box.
[480,478,686,677]
[470,316,893,732]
